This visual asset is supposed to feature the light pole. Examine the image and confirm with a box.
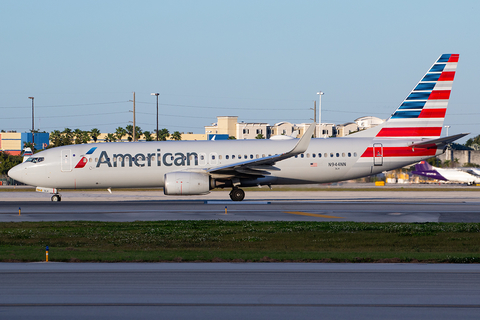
[316,91,324,124]
[151,93,160,141]
[444,125,450,136]
[28,97,34,150]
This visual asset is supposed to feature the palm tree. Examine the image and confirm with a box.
[126,125,134,142]
[158,128,170,141]
[115,127,127,142]
[143,131,153,141]
[171,131,182,141]
[134,126,143,141]
[104,133,116,142]
[81,131,91,144]
[61,128,74,145]
[90,128,101,143]
[255,133,265,139]
[50,130,62,147]
[74,129,84,144]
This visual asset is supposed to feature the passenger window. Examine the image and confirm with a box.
[354,152,357,157]
[256,154,259,159]
[232,155,235,159]
[219,155,222,160]
[312,154,316,158]
[211,155,215,160]
[318,153,322,158]
[226,155,229,159]
[200,155,204,160]
[342,153,345,157]
[336,153,339,157]
[301,154,304,158]
[324,153,327,158]
[250,154,253,159]
[89,158,93,162]
[306,153,310,158]
[244,155,247,159]
[295,155,298,158]
[348,153,351,157]
[330,153,334,157]
[262,154,265,158]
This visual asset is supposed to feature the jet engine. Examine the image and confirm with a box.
[164,172,213,195]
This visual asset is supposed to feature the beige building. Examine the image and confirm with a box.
[205,116,238,138]
[336,122,359,137]
[270,122,297,137]
[236,122,270,139]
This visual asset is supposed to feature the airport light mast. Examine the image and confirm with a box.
[28,96,34,150]
[151,93,160,141]
[316,91,324,124]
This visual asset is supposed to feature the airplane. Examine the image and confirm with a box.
[412,160,480,185]
[22,147,33,162]
[8,54,468,202]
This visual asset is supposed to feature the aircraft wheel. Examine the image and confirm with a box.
[51,194,61,202]
[230,188,245,201]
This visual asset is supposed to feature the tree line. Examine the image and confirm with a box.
[48,125,183,147]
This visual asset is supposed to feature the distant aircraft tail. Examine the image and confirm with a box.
[412,161,447,181]
[352,54,459,139]
[22,147,33,163]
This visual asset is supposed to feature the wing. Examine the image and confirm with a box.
[205,123,316,178]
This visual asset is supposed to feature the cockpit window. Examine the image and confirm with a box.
[25,157,44,163]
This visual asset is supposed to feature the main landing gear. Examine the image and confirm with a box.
[51,194,62,202]
[229,187,245,201]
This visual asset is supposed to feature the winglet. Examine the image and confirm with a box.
[289,123,316,154]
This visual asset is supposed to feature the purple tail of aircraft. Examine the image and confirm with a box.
[412,161,447,181]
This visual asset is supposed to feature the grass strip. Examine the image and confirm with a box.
[1,221,480,263]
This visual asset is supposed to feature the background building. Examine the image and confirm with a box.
[0,132,49,155]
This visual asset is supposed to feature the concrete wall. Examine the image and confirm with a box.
[438,149,480,166]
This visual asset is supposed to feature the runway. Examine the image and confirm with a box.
[1,262,480,320]
[0,190,479,222]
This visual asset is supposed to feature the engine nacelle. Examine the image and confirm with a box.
[164,172,212,195]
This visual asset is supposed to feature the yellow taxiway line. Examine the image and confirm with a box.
[285,211,344,219]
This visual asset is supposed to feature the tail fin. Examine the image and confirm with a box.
[22,147,33,163]
[412,161,447,181]
[378,54,459,139]
[351,54,459,139]
[414,160,434,172]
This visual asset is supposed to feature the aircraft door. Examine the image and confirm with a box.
[61,149,73,172]
[372,143,383,166]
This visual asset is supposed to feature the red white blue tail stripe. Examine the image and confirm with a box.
[376,54,459,139]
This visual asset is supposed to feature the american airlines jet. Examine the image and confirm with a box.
[8,54,467,202]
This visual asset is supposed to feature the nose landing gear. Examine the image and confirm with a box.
[51,194,62,202]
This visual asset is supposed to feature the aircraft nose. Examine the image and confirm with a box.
[8,164,22,181]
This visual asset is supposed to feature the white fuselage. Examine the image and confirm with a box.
[8,136,443,190]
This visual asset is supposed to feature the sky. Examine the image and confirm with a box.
[1,0,479,142]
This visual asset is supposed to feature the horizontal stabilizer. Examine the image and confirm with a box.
[409,133,469,149]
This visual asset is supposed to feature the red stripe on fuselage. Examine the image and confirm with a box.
[361,146,437,158]
[418,108,446,118]
[376,127,442,137]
